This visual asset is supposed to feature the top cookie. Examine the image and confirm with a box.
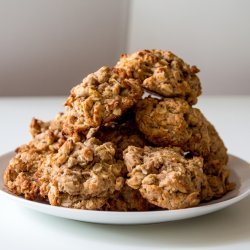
[115,49,201,104]
[64,66,143,134]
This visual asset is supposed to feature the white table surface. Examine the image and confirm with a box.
[0,96,250,250]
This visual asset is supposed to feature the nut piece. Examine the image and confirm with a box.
[64,66,143,134]
[116,50,201,104]
[123,146,212,209]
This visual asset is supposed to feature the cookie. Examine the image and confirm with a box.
[4,113,66,200]
[48,138,124,210]
[135,97,210,156]
[116,49,201,104]
[64,66,143,134]
[123,146,212,209]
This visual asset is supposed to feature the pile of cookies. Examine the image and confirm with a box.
[4,50,235,211]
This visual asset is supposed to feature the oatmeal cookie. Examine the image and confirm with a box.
[48,137,125,210]
[135,97,210,156]
[123,146,212,209]
[4,146,48,200]
[64,66,143,134]
[116,49,201,104]
[4,113,67,200]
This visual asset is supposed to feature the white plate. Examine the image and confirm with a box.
[0,152,250,225]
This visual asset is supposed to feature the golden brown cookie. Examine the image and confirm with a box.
[4,147,47,200]
[48,138,124,210]
[135,97,210,156]
[4,113,66,200]
[123,146,212,209]
[64,66,143,134]
[116,49,201,104]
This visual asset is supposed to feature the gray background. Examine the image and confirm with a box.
[0,0,250,96]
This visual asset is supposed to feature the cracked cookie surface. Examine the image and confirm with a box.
[123,146,212,209]
[4,113,66,200]
[48,137,124,209]
[64,66,143,135]
[135,97,210,156]
[116,49,201,104]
